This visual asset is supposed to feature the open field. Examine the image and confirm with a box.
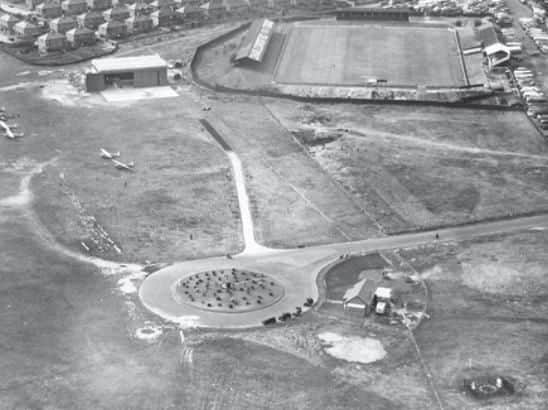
[202,100,381,248]
[0,83,243,262]
[275,22,466,87]
[0,219,406,409]
[2,17,548,410]
[397,230,548,409]
[265,100,548,232]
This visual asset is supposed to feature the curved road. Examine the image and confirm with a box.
[140,120,548,328]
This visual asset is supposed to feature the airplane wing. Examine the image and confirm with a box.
[112,159,134,171]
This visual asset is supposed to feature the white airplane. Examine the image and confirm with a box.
[0,122,16,139]
[100,148,121,159]
[112,159,135,171]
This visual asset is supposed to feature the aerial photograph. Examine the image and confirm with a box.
[1,0,548,407]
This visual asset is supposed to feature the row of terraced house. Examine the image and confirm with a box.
[1,0,338,53]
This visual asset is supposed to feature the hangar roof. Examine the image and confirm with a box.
[91,54,167,73]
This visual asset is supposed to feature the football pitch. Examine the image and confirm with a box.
[274,22,468,88]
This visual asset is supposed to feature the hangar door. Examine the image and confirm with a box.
[104,72,135,87]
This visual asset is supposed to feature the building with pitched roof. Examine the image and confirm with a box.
[49,16,77,34]
[36,1,63,19]
[97,19,127,37]
[125,14,152,33]
[103,5,130,21]
[151,7,174,26]
[342,278,376,314]
[77,11,106,29]
[62,0,88,15]
[66,26,96,47]
[0,14,19,32]
[36,31,66,52]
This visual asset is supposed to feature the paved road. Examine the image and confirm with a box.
[140,212,548,328]
[272,213,548,260]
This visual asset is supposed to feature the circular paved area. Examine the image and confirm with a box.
[174,268,285,313]
[138,254,326,328]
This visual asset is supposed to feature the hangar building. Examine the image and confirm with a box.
[85,54,168,91]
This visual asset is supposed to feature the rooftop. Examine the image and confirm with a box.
[91,54,167,72]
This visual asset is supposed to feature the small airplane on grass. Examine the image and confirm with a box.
[112,159,135,171]
[0,121,21,139]
[100,148,121,159]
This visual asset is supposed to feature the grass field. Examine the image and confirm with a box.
[397,231,548,409]
[275,22,466,87]
[265,100,548,232]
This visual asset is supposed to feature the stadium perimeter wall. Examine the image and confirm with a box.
[189,19,521,111]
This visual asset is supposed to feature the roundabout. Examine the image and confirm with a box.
[138,254,324,328]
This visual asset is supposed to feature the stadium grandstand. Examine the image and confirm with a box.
[234,18,274,64]
[335,7,411,21]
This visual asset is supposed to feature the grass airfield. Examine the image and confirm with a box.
[1,22,548,410]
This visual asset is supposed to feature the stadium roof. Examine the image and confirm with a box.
[91,55,167,73]
[335,7,411,14]
[475,23,500,47]
[235,18,274,63]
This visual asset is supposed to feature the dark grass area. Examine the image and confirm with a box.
[324,253,387,300]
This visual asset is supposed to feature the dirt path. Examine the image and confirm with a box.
[0,159,142,276]
[226,151,274,256]
[348,128,548,162]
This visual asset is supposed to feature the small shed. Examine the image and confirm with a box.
[103,5,130,21]
[0,14,19,32]
[97,19,127,37]
[50,16,77,34]
[77,11,105,29]
[87,0,113,10]
[62,0,89,15]
[36,1,63,19]
[151,7,174,26]
[66,26,96,47]
[36,31,66,52]
[202,0,226,20]
[342,278,376,315]
[125,15,152,33]
[373,287,393,315]
[13,21,41,38]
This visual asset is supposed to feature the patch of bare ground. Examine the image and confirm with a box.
[397,230,548,409]
[264,100,548,232]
